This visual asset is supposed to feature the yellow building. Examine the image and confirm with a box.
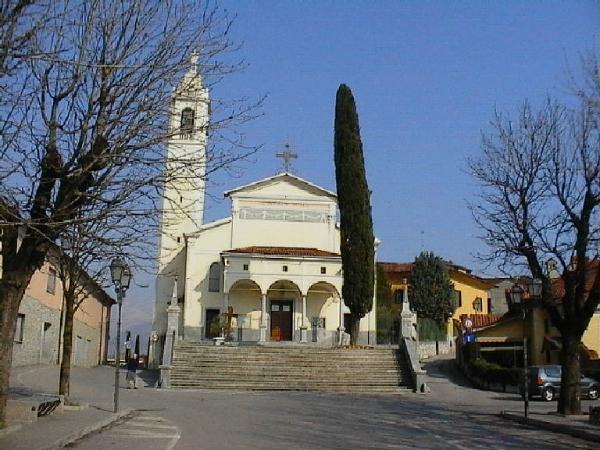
[463,287,600,367]
[379,261,494,337]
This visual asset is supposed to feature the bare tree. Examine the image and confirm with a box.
[0,0,260,424]
[469,94,600,414]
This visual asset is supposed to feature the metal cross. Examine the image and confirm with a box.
[275,143,298,172]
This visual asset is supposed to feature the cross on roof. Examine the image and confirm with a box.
[275,143,298,173]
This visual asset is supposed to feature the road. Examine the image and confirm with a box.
[11,357,599,449]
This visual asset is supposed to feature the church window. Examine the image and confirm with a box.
[282,265,288,272]
[180,107,195,138]
[208,262,221,292]
[243,263,249,271]
[320,266,326,274]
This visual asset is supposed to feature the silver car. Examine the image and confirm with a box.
[527,365,600,401]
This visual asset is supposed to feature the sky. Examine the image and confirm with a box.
[119,0,600,344]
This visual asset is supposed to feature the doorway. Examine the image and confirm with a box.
[270,300,293,341]
[205,308,221,338]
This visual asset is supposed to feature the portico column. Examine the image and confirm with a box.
[300,294,308,343]
[223,292,229,312]
[259,293,267,342]
[337,296,345,345]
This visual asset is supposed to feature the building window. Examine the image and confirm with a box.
[394,289,404,304]
[320,267,326,274]
[243,263,249,271]
[282,265,288,272]
[47,268,56,294]
[180,107,195,137]
[473,297,483,312]
[453,290,462,309]
[208,262,220,292]
[487,298,492,313]
[15,314,24,342]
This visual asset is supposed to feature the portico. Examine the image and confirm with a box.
[220,247,346,344]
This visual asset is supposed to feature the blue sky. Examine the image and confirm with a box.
[205,0,599,273]
[122,1,599,338]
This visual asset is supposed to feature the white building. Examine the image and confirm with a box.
[152,56,377,349]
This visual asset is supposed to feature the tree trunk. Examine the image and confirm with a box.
[59,296,75,400]
[349,315,360,345]
[558,332,582,415]
[0,283,27,427]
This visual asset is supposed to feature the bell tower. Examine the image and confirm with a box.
[158,52,209,270]
[152,53,209,340]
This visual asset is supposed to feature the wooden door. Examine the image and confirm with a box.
[270,301,293,341]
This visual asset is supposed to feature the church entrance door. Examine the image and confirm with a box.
[270,300,293,341]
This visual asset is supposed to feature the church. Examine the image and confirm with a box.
[151,56,377,352]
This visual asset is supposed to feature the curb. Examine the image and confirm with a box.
[44,408,135,450]
[499,411,600,444]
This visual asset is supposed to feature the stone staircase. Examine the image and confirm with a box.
[170,342,412,393]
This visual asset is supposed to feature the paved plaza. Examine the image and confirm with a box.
[3,356,600,449]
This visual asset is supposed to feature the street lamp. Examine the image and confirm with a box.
[509,278,542,420]
[110,257,131,413]
[509,282,528,418]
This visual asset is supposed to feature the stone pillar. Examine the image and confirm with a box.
[223,292,229,311]
[259,293,267,342]
[300,294,308,343]
[337,296,346,345]
[400,282,417,340]
[167,303,181,339]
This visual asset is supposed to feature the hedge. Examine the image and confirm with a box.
[469,358,521,386]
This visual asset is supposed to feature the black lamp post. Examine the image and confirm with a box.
[110,257,131,413]
[509,282,528,418]
[509,278,542,420]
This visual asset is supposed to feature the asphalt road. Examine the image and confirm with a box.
[12,357,600,449]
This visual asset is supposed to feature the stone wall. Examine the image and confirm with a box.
[418,339,453,360]
[12,295,103,367]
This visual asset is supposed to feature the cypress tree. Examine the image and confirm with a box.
[334,84,375,345]
[409,251,455,329]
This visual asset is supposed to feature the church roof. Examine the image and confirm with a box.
[224,172,337,199]
[224,246,340,258]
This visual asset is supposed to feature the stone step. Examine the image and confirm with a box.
[169,342,412,392]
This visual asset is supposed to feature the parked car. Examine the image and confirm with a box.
[524,365,600,401]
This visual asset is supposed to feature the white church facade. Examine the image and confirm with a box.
[152,56,377,350]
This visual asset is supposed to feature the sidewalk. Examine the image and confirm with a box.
[500,410,600,444]
[0,365,153,449]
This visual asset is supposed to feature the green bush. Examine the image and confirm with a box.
[469,358,521,386]
[417,317,446,341]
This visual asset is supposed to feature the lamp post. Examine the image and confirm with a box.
[510,282,528,419]
[510,278,542,420]
[110,258,131,414]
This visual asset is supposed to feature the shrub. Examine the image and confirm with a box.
[417,317,446,341]
[469,358,521,386]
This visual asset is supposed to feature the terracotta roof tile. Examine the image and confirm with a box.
[226,246,340,257]
[459,313,504,329]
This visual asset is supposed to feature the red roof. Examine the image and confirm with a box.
[225,246,340,257]
[459,313,504,329]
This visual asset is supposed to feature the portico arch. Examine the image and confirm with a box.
[227,279,262,338]
[306,282,342,340]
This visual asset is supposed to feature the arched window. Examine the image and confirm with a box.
[180,107,195,137]
[473,297,483,312]
[208,262,220,292]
